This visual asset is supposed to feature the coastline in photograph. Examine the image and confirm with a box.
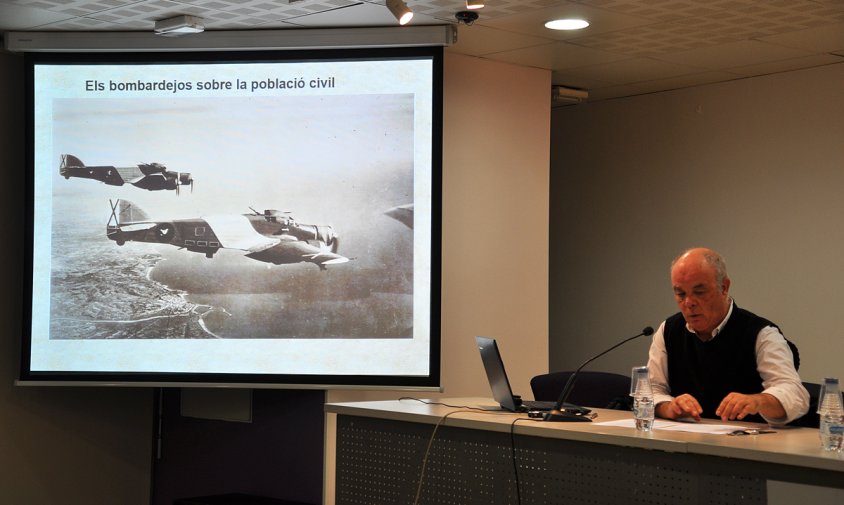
[49,226,224,339]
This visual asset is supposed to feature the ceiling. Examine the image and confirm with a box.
[1,0,843,104]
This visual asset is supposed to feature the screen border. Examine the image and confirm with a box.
[21,46,442,390]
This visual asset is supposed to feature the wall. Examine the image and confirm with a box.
[324,52,551,503]
[2,49,550,505]
[549,63,844,384]
[0,52,153,505]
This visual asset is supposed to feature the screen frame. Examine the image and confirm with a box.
[21,46,442,390]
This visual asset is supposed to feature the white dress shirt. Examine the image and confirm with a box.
[647,300,809,424]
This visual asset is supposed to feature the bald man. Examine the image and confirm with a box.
[646,248,809,425]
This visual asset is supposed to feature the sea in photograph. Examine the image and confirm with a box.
[48,219,413,340]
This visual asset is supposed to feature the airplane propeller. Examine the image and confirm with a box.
[175,172,193,195]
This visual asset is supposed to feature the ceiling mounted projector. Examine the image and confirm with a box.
[154,15,205,37]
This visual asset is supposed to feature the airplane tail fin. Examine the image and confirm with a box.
[59,154,85,177]
[60,154,85,169]
[113,199,150,225]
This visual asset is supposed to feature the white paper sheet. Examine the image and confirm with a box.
[595,418,749,435]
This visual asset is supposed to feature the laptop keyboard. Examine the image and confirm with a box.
[520,400,556,411]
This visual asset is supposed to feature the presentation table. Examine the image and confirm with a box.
[325,397,844,505]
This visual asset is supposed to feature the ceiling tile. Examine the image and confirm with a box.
[758,22,844,53]
[620,69,745,95]
[583,82,651,101]
[653,39,816,69]
[725,53,844,76]
[0,3,76,29]
[256,2,388,27]
[487,40,631,70]
[563,57,705,85]
[549,71,615,90]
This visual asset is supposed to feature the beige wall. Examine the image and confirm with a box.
[0,53,153,505]
[323,52,551,503]
[549,62,844,384]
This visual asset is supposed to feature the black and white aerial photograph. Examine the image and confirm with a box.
[47,92,416,341]
[27,57,436,378]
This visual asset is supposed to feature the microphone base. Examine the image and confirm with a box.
[542,408,593,422]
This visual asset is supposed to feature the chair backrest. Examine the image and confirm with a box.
[789,381,820,428]
[786,338,800,370]
[530,371,632,410]
[782,340,817,427]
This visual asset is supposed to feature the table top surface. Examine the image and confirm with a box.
[326,397,844,473]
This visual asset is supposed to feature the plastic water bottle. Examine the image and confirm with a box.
[818,377,844,452]
[631,366,655,432]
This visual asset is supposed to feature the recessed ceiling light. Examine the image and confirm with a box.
[545,18,589,31]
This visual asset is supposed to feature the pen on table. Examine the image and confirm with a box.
[728,429,777,436]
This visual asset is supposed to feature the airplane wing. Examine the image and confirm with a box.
[201,214,279,252]
[244,239,349,267]
[115,166,144,183]
[126,171,165,185]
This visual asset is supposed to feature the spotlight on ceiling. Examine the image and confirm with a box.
[465,0,484,9]
[386,0,414,25]
[154,15,205,37]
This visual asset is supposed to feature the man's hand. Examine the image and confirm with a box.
[716,392,785,421]
[656,393,703,421]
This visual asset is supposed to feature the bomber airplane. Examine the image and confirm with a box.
[106,200,348,270]
[60,154,194,194]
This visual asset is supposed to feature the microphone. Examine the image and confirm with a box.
[543,326,655,422]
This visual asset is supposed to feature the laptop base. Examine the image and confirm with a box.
[542,408,594,422]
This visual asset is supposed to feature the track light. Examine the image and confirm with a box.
[386,0,413,25]
[465,0,484,9]
[154,15,204,37]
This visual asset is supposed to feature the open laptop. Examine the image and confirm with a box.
[475,336,556,412]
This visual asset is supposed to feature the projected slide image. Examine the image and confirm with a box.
[48,93,415,340]
[27,54,436,380]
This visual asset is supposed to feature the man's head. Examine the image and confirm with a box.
[670,248,731,338]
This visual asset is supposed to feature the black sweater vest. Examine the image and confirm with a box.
[664,305,774,422]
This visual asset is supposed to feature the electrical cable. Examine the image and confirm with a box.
[399,396,496,412]
[412,409,469,505]
[400,396,544,505]
[510,417,545,505]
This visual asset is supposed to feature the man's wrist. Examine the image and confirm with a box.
[655,400,673,419]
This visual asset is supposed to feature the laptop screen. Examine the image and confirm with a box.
[475,336,520,411]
